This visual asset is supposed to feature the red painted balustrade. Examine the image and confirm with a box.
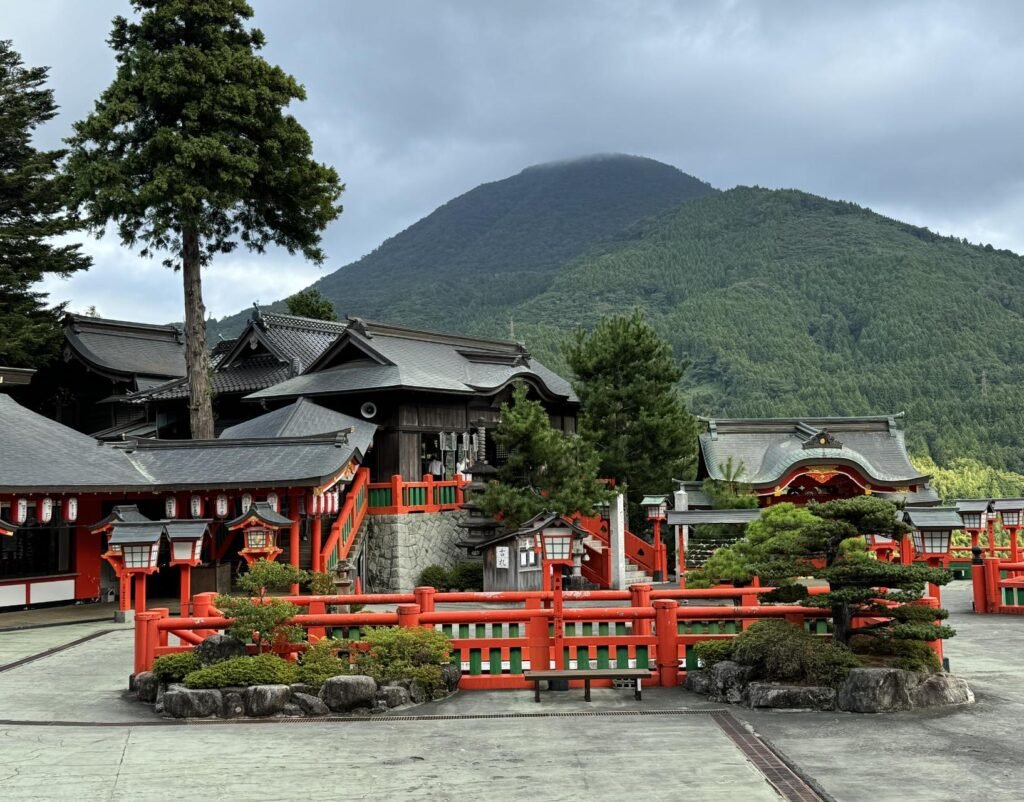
[367,475,468,515]
[971,557,1024,615]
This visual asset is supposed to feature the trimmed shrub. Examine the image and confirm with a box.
[729,620,862,688]
[418,565,451,591]
[849,635,942,673]
[449,561,483,591]
[152,651,201,683]
[692,639,734,668]
[298,638,351,687]
[800,642,861,687]
[183,654,299,689]
[353,626,453,695]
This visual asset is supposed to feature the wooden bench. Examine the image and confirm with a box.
[523,668,652,702]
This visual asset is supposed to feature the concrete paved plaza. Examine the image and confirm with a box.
[0,581,1021,801]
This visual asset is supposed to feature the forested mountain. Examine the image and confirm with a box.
[209,154,714,339]
[211,154,1024,471]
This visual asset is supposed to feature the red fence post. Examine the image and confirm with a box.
[527,609,551,671]
[984,557,1003,611]
[397,603,421,629]
[414,586,436,616]
[308,599,328,641]
[134,611,160,674]
[631,584,652,636]
[654,600,680,687]
[971,553,989,613]
[391,474,405,514]
[919,595,943,663]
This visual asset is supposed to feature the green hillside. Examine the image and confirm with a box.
[211,154,1024,471]
[209,154,713,339]
[509,187,1024,471]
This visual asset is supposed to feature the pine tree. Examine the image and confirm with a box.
[564,309,698,509]
[480,383,611,528]
[0,41,90,366]
[285,288,336,321]
[64,0,344,437]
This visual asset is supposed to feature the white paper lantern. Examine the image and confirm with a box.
[165,496,178,518]
[15,498,28,524]
[215,494,229,518]
[241,493,253,513]
[39,498,53,524]
[189,495,204,518]
[64,497,78,523]
[266,492,279,512]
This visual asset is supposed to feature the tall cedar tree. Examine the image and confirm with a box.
[285,287,336,321]
[690,498,953,647]
[0,41,90,366]
[565,309,698,511]
[480,383,611,528]
[64,0,343,437]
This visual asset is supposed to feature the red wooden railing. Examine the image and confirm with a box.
[971,557,1024,615]
[320,467,371,571]
[134,584,837,690]
[367,475,468,515]
[577,515,665,584]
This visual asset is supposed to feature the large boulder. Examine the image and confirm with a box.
[909,673,975,708]
[293,692,330,716]
[746,683,836,711]
[407,679,429,704]
[838,668,913,713]
[378,685,411,708]
[708,661,754,704]
[319,675,377,712]
[243,685,292,717]
[221,690,245,719]
[134,671,159,704]
[683,670,711,696]
[193,634,247,665]
[162,688,223,718]
[440,663,462,693]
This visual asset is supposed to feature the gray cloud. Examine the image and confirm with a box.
[9,0,1024,323]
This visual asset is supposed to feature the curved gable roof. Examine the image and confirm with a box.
[63,314,186,381]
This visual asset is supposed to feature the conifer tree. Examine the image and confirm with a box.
[285,288,336,321]
[564,309,698,509]
[480,383,611,528]
[64,0,344,438]
[0,41,90,366]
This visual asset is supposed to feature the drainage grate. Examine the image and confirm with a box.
[712,712,828,802]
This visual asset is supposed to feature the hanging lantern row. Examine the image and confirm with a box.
[10,497,79,525]
[310,489,340,516]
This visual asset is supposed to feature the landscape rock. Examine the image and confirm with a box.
[441,663,462,692]
[908,673,975,708]
[193,634,247,665]
[243,684,292,717]
[379,685,411,708]
[746,683,836,711]
[293,692,330,716]
[221,691,245,719]
[837,668,913,713]
[708,661,754,704]
[683,670,711,696]
[282,703,303,717]
[319,675,378,712]
[289,683,319,697]
[371,700,389,714]
[407,679,429,704]
[134,671,159,703]
[162,688,222,718]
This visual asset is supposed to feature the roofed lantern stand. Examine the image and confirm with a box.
[641,495,669,582]
[226,502,292,566]
[94,505,155,622]
[106,522,164,616]
[166,521,212,615]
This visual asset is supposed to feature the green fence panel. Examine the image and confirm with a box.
[509,647,522,674]
[489,648,502,675]
[615,622,628,667]
[469,648,482,675]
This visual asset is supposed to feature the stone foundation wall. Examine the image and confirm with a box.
[365,511,470,592]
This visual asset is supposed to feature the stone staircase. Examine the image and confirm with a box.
[582,535,655,587]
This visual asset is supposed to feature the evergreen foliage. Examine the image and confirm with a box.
[285,288,337,321]
[479,383,612,528]
[565,309,698,510]
[353,626,453,695]
[912,455,1024,503]
[183,653,299,688]
[689,498,954,648]
[0,41,90,367]
[215,558,307,653]
[64,0,343,438]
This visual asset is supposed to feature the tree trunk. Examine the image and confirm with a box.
[182,227,214,439]
[832,601,852,645]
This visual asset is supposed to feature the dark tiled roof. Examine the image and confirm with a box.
[219,398,377,447]
[0,366,36,388]
[226,501,293,529]
[667,509,762,525]
[903,507,964,529]
[140,354,292,401]
[0,395,367,493]
[698,416,927,488]
[246,318,577,403]
[63,314,185,381]
[876,486,941,506]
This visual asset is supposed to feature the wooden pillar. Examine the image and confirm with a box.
[527,607,551,672]
[311,515,322,574]
[289,491,301,594]
[654,599,680,687]
[397,603,421,629]
[179,566,191,616]
[133,573,147,614]
[119,571,132,613]
[631,583,652,636]
[984,557,1003,612]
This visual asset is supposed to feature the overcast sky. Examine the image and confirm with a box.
[9,0,1024,323]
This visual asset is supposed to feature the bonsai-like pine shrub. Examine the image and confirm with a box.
[183,654,299,688]
[298,637,351,687]
[353,626,453,695]
[152,651,201,683]
[692,639,735,668]
[307,571,335,596]
[216,558,307,654]
[449,561,483,591]
[418,565,451,591]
